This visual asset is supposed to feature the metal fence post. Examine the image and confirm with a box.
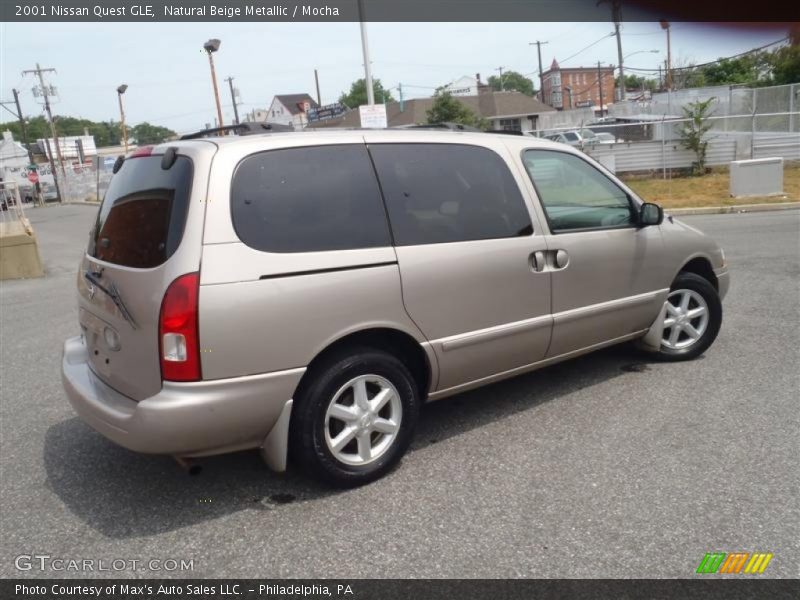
[661,114,667,179]
[750,88,757,159]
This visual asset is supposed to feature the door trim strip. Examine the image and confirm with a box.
[432,289,667,352]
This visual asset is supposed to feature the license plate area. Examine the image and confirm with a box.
[79,308,114,379]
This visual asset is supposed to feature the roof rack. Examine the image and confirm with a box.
[396,122,482,132]
[180,121,294,140]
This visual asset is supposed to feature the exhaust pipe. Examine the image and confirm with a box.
[173,456,203,476]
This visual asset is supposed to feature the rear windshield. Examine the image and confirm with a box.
[89,155,193,268]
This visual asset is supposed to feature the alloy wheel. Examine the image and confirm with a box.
[661,289,710,350]
[324,374,403,466]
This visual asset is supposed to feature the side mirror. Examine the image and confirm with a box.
[639,202,663,226]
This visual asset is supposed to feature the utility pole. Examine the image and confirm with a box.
[613,11,624,100]
[225,76,240,125]
[597,61,604,117]
[314,69,321,105]
[22,63,66,179]
[11,88,43,202]
[357,0,375,105]
[495,66,505,91]
[529,41,548,101]
[398,83,404,112]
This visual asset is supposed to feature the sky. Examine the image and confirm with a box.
[0,21,789,135]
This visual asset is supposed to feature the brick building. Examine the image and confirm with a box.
[541,59,616,112]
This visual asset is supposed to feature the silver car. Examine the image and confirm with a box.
[62,130,728,486]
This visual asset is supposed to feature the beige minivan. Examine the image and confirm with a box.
[62,128,728,486]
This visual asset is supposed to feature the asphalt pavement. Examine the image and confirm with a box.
[1,205,798,578]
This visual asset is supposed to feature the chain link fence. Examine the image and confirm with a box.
[533,83,799,176]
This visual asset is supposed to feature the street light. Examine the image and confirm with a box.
[116,84,128,153]
[203,38,224,129]
[623,49,659,61]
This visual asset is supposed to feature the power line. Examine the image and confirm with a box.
[624,36,790,74]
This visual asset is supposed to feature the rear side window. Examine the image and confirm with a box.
[231,145,391,253]
[369,143,532,246]
[90,155,193,268]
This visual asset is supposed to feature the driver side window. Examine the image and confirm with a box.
[523,149,635,232]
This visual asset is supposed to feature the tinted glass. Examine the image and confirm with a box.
[369,144,532,246]
[523,149,634,232]
[231,145,391,253]
[89,155,193,268]
[563,132,579,141]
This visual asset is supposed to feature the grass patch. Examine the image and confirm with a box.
[621,163,800,209]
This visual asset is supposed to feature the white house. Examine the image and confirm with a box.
[442,74,483,97]
[265,94,319,130]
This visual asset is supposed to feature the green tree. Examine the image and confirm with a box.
[426,91,488,130]
[700,53,767,86]
[679,97,716,176]
[768,44,800,85]
[487,71,536,96]
[131,122,177,144]
[338,78,395,108]
[624,74,657,92]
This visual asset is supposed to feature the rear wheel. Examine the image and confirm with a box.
[654,272,722,361]
[290,349,420,487]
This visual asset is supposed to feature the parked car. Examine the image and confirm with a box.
[545,128,614,147]
[62,130,728,487]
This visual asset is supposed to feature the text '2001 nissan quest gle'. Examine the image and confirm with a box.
[62,128,728,486]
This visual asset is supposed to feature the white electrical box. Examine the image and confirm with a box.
[729,157,784,198]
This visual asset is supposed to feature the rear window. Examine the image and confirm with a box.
[230,144,391,253]
[89,155,193,268]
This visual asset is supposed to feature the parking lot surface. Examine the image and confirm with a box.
[1,205,798,578]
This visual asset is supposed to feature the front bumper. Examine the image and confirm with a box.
[62,336,305,461]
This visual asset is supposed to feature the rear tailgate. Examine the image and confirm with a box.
[77,142,216,401]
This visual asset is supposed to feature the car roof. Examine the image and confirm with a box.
[154,128,571,159]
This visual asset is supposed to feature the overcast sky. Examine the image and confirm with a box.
[0,21,789,134]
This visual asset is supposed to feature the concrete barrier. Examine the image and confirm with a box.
[0,219,44,279]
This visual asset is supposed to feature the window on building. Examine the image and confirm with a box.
[370,143,533,246]
[522,149,635,232]
[231,145,391,252]
[498,118,522,132]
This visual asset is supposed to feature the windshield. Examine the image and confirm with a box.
[89,155,193,269]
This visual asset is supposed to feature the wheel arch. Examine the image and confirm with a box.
[294,326,436,403]
[676,254,718,291]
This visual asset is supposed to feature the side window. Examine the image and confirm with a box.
[523,149,635,232]
[369,143,533,246]
[231,145,391,252]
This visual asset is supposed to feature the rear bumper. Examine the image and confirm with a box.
[62,335,305,460]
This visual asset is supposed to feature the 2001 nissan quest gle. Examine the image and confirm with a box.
[62,129,729,486]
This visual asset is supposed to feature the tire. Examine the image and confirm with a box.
[653,272,722,361]
[290,348,420,487]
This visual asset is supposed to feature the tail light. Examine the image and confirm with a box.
[159,272,201,381]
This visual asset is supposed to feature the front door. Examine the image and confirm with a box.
[520,148,667,358]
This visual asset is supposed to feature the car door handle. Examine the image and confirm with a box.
[554,249,569,269]
[529,250,569,273]
[530,251,547,272]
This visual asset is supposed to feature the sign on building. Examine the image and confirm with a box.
[306,102,347,123]
[359,104,388,129]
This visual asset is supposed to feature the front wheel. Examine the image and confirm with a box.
[290,349,420,487]
[653,272,722,361]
